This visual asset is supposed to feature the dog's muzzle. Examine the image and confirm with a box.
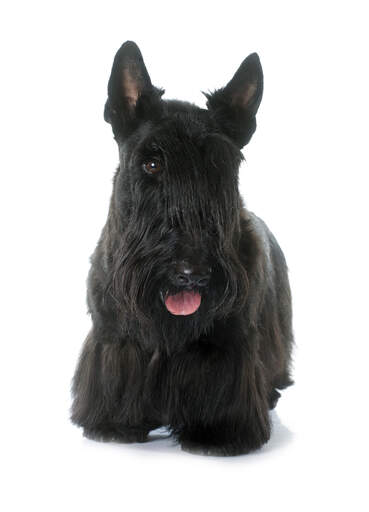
[163,261,211,316]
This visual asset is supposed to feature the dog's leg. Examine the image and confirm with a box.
[167,322,271,456]
[71,330,159,443]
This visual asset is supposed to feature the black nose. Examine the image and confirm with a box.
[172,261,211,288]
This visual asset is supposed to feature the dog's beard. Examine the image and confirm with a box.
[105,228,248,351]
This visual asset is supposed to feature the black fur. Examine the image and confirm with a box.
[71,41,293,456]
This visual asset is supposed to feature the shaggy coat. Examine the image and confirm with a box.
[71,41,293,455]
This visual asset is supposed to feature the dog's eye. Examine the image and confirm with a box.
[143,160,161,174]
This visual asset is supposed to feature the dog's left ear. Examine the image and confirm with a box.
[204,53,263,148]
[104,41,164,139]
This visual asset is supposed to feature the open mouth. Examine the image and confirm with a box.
[163,290,202,316]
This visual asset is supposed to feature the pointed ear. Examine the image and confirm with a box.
[204,53,263,148]
[104,41,164,139]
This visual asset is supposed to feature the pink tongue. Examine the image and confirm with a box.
[165,291,201,316]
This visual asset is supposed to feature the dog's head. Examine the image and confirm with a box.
[103,42,263,343]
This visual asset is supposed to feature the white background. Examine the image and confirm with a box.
[1,1,368,510]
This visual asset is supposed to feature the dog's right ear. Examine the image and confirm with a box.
[104,41,164,139]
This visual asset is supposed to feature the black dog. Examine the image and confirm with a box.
[71,41,293,456]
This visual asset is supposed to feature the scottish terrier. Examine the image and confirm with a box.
[71,41,293,456]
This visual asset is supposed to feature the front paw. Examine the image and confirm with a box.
[83,425,149,443]
[178,423,270,456]
[180,438,254,456]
